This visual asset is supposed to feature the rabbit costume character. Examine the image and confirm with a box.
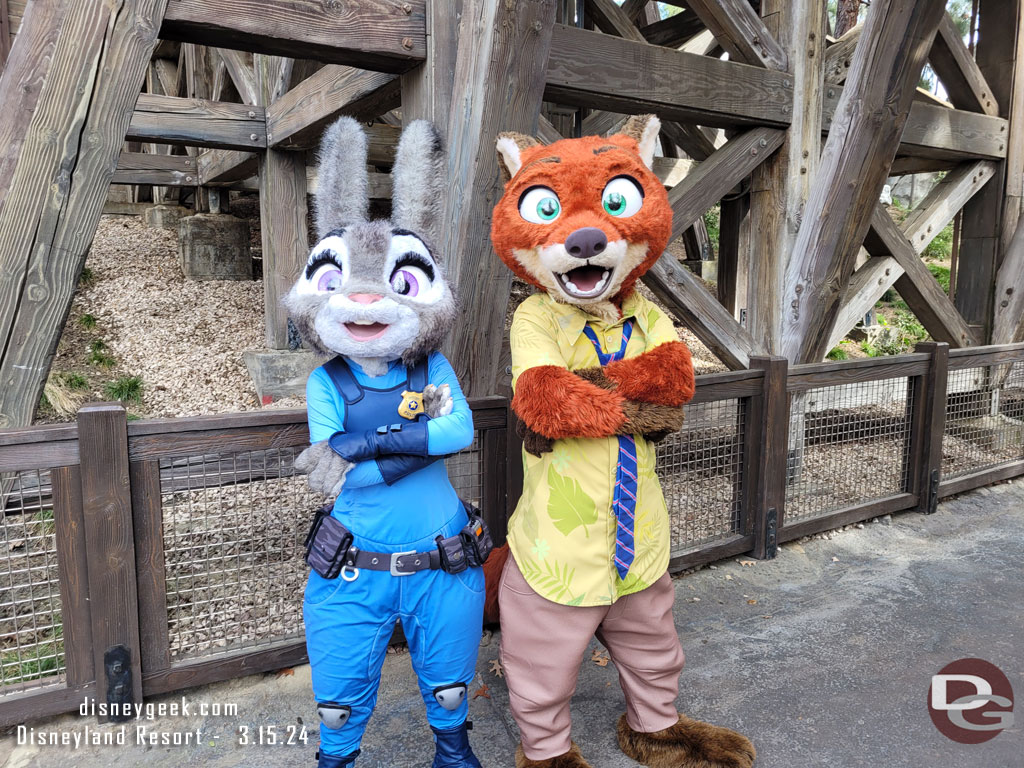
[287,117,488,768]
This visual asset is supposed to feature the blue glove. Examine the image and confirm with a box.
[376,454,441,486]
[328,420,430,462]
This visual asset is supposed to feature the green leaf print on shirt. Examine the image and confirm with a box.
[520,557,577,602]
[547,464,598,537]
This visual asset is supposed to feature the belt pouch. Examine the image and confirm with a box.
[305,509,354,579]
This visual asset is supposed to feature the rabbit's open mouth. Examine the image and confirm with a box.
[344,321,390,341]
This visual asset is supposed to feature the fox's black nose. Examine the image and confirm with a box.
[564,227,607,260]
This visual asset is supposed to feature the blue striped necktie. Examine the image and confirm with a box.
[581,321,637,580]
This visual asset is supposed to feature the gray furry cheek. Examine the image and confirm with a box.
[283,288,332,356]
[401,293,457,366]
[313,305,421,361]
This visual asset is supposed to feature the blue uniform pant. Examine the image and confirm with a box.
[304,535,485,757]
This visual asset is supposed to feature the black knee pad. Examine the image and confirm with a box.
[433,682,468,711]
[317,701,352,730]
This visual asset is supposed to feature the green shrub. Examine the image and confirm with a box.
[826,346,849,361]
[928,263,951,293]
[923,222,954,262]
[89,339,115,368]
[79,267,94,285]
[79,313,97,330]
[63,372,88,390]
[103,375,143,404]
[703,205,721,257]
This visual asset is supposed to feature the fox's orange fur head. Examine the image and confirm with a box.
[490,115,671,322]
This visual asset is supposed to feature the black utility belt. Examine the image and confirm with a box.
[304,502,494,580]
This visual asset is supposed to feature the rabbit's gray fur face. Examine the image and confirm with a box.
[285,117,456,371]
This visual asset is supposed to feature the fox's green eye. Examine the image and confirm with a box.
[602,176,644,217]
[519,186,561,224]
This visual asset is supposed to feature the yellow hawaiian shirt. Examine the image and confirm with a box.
[508,291,681,607]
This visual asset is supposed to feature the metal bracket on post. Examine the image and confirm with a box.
[104,645,134,722]
[926,468,940,514]
[763,507,778,559]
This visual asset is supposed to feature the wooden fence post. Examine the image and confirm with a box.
[906,341,949,513]
[77,403,143,717]
[481,412,510,548]
[749,356,788,559]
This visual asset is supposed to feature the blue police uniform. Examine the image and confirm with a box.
[303,351,484,766]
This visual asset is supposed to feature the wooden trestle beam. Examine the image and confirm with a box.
[781,0,947,363]
[159,0,427,73]
[0,0,169,429]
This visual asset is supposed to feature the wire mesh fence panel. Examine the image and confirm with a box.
[160,448,324,661]
[446,436,483,509]
[0,469,65,694]
[657,398,745,554]
[943,361,1024,479]
[785,377,914,521]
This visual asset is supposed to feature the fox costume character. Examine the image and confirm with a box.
[287,117,487,768]
[487,115,756,768]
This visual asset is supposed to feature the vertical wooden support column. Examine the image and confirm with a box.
[0,0,11,72]
[717,193,751,320]
[434,0,558,395]
[401,0,460,128]
[51,464,96,690]
[130,459,171,678]
[77,404,143,712]
[747,0,826,355]
[748,356,788,559]
[979,0,1024,343]
[257,55,308,350]
[905,342,949,514]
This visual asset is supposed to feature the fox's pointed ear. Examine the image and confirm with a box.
[496,132,541,183]
[616,114,660,169]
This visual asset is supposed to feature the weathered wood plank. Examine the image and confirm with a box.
[782,0,946,363]
[160,0,427,74]
[267,66,399,149]
[900,161,997,252]
[748,0,826,355]
[545,25,794,129]
[130,459,172,676]
[685,0,788,70]
[0,0,168,430]
[127,93,267,151]
[112,152,197,186]
[667,127,786,243]
[824,24,861,85]
[399,0,459,130]
[638,10,704,48]
[196,149,258,186]
[78,404,143,709]
[0,0,11,70]
[643,257,766,371]
[50,465,93,688]
[439,0,558,396]
[716,193,750,318]
[865,204,977,347]
[660,121,718,161]
[929,11,999,116]
[218,48,257,105]
[258,56,309,350]
[824,256,905,354]
[992,217,1024,344]
[584,0,646,42]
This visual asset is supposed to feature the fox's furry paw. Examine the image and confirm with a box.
[621,400,685,438]
[574,366,616,390]
[295,440,353,498]
[616,713,755,768]
[516,419,555,456]
[515,742,593,768]
[423,383,454,418]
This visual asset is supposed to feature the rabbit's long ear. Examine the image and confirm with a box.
[314,117,369,239]
[391,120,445,245]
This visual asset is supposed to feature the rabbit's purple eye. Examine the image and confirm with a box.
[317,269,344,292]
[391,268,421,297]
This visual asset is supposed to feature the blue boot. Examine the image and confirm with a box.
[317,749,360,767]
[431,722,483,768]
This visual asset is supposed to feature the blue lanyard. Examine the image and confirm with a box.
[581,320,633,366]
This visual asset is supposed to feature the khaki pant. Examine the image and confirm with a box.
[498,556,685,760]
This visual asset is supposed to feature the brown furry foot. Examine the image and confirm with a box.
[514,741,593,768]
[616,714,755,768]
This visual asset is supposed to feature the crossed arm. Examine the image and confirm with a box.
[510,312,695,456]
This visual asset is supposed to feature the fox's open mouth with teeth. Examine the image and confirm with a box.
[556,265,614,299]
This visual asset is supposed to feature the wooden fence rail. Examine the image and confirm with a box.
[2,345,1024,727]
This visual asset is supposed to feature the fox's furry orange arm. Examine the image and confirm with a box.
[512,366,627,439]
[604,341,695,406]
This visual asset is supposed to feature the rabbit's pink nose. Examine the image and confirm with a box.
[349,293,383,305]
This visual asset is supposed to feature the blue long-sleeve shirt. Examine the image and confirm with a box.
[305,351,475,550]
